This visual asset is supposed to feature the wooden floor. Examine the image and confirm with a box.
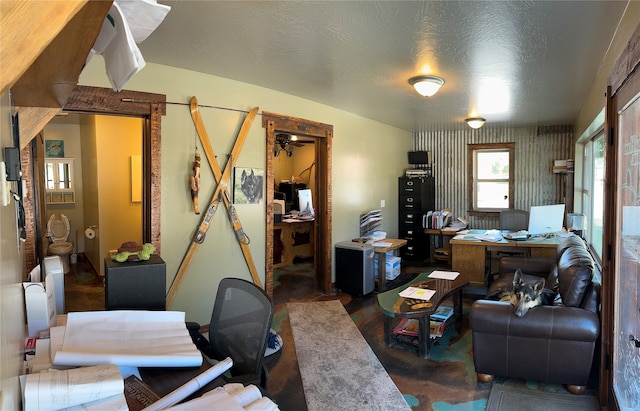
[63,254,599,411]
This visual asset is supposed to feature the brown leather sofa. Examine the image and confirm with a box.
[470,234,600,394]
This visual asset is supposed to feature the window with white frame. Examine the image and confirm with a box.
[582,131,605,263]
[468,143,515,214]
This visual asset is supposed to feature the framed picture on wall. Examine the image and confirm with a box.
[233,167,264,204]
[45,140,64,158]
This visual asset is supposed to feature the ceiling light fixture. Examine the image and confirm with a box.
[408,75,445,97]
[465,117,486,129]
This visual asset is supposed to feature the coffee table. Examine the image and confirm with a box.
[376,269,468,358]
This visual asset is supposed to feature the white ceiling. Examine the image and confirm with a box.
[138,1,629,132]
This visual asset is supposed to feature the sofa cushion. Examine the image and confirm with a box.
[556,234,585,261]
[556,236,594,307]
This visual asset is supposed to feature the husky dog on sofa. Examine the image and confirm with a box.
[499,269,547,317]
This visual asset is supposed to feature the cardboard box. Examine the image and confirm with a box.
[23,275,56,338]
[374,255,401,280]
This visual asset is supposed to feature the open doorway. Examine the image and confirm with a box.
[263,113,332,298]
[271,134,317,297]
[41,113,143,277]
[21,86,164,276]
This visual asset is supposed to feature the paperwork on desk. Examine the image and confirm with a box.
[52,311,202,368]
[21,364,127,411]
[453,229,505,242]
[399,287,436,301]
[428,270,460,280]
[372,241,392,247]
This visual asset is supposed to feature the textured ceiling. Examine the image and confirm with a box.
[138,1,628,131]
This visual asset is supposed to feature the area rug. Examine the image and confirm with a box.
[287,299,411,411]
[486,383,600,411]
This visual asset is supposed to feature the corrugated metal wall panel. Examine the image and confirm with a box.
[414,125,573,230]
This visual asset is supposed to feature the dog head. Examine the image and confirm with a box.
[509,268,545,317]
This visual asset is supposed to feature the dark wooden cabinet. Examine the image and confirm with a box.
[398,176,435,261]
[105,255,166,310]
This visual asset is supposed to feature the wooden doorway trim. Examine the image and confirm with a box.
[22,85,165,273]
[263,112,333,297]
[602,21,640,408]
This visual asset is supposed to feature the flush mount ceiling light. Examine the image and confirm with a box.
[408,75,445,97]
[465,117,486,129]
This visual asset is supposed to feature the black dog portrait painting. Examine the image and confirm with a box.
[234,167,264,204]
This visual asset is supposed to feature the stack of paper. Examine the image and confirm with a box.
[399,287,435,301]
[21,364,127,411]
[359,210,383,237]
[428,271,460,280]
[51,310,202,367]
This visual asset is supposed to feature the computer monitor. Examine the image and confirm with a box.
[298,189,314,217]
[527,204,565,235]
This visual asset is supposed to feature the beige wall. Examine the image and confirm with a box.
[572,3,640,215]
[43,117,86,254]
[94,115,143,276]
[80,115,99,269]
[575,2,640,139]
[78,59,411,324]
[44,115,143,276]
[0,94,26,410]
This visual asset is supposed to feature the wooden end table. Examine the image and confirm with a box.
[373,238,407,291]
[376,269,468,359]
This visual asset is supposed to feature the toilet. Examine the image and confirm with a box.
[47,213,73,274]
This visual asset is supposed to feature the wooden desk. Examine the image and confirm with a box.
[450,237,558,285]
[274,219,314,267]
[374,238,407,291]
[138,364,224,399]
[424,228,461,265]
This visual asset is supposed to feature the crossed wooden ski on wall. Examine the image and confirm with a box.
[167,97,261,307]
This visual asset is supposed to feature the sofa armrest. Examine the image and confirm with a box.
[470,299,600,386]
[470,300,599,342]
[498,256,554,277]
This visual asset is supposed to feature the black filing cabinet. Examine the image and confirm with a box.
[398,176,435,261]
[105,254,166,310]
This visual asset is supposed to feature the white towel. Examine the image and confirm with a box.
[101,2,146,91]
[86,0,171,91]
[116,0,171,43]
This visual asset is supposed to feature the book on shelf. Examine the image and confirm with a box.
[430,319,447,338]
[393,318,419,336]
[430,303,454,321]
[422,209,452,229]
[392,317,450,339]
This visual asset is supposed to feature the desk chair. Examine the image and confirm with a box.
[487,209,530,282]
[187,278,274,389]
[499,209,529,232]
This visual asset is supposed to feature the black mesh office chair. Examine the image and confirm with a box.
[499,209,529,232]
[187,278,274,389]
